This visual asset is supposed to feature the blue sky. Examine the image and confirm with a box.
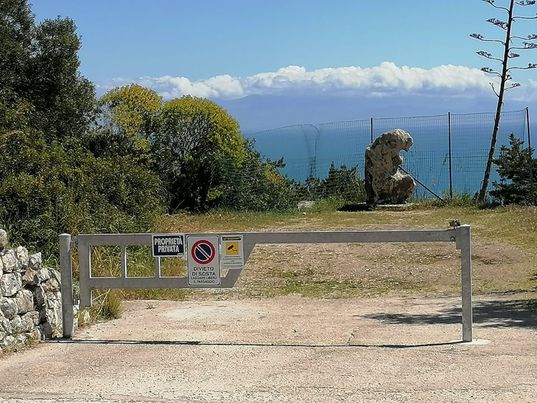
[31,1,536,129]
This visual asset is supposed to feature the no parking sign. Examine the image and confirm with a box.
[187,235,220,286]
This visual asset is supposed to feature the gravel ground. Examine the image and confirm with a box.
[0,293,536,402]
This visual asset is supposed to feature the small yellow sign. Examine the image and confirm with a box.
[221,235,244,268]
[225,241,239,256]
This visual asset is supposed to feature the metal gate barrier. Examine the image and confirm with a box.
[59,225,473,341]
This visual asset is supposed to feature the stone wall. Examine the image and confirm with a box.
[0,244,63,351]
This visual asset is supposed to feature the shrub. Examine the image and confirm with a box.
[0,130,165,259]
[215,141,298,211]
[300,164,366,203]
[491,134,537,205]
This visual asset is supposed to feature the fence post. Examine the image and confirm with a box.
[370,117,374,143]
[312,125,320,178]
[448,112,453,199]
[526,107,533,191]
[59,233,74,339]
[527,107,532,152]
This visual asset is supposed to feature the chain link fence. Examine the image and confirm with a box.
[247,108,532,199]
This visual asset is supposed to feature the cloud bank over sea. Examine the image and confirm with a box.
[98,62,535,130]
[101,62,496,100]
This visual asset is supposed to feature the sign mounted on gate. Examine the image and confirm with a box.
[152,234,185,257]
[187,235,220,286]
[221,235,244,269]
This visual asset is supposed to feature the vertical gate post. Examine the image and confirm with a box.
[59,233,74,338]
[456,225,473,342]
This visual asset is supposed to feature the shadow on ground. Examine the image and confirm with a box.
[361,299,537,329]
[51,339,466,349]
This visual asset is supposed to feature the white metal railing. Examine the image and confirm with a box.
[60,225,473,342]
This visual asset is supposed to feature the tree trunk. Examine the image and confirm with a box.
[477,0,515,203]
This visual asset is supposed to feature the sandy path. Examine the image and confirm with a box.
[0,294,536,402]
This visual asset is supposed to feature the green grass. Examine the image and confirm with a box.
[157,204,537,252]
[85,203,536,307]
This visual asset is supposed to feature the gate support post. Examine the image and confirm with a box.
[456,225,473,342]
[60,233,74,339]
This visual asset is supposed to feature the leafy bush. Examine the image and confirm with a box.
[300,164,366,203]
[0,130,165,259]
[215,141,298,211]
[491,134,537,205]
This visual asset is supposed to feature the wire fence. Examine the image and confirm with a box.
[247,108,533,199]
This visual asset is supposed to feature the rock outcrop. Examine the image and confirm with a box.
[365,129,415,206]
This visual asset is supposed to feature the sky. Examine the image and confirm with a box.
[31,0,537,130]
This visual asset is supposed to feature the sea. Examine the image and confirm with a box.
[244,111,535,198]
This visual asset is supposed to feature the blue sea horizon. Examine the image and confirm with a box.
[245,112,535,198]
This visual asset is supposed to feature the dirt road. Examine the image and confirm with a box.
[0,294,536,402]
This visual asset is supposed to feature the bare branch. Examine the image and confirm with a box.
[470,33,506,44]
[510,42,537,50]
[490,82,500,97]
[477,50,504,62]
[484,0,510,11]
[481,67,502,76]
[508,62,537,70]
[487,18,508,29]
[508,52,521,57]
[513,14,537,19]
[511,34,537,40]
[506,82,521,90]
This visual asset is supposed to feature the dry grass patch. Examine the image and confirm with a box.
[84,205,536,302]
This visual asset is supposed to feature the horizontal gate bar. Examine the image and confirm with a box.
[243,230,456,244]
[78,229,457,246]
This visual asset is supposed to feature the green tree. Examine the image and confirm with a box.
[0,0,33,94]
[91,85,163,165]
[0,0,35,132]
[0,2,166,258]
[490,133,537,205]
[29,18,96,140]
[99,84,162,140]
[153,96,246,211]
[1,1,96,140]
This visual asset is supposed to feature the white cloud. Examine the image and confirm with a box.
[135,74,244,99]
[510,79,537,103]
[108,62,507,100]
